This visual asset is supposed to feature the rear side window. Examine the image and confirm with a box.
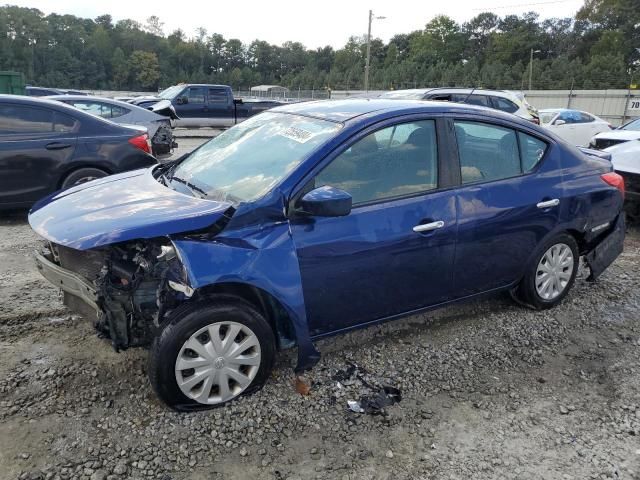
[454,121,547,184]
[316,120,438,205]
[0,105,54,134]
[579,112,594,123]
[208,88,228,103]
[518,132,547,172]
[491,97,519,114]
[71,101,129,119]
[464,95,491,108]
[54,112,80,133]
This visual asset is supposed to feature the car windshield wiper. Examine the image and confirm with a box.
[169,176,208,199]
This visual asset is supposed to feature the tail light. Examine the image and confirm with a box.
[601,172,625,199]
[128,133,152,154]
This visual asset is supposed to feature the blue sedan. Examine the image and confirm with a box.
[29,99,625,409]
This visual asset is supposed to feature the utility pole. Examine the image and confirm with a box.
[528,48,541,91]
[364,10,373,92]
[364,10,386,92]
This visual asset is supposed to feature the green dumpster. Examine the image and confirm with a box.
[0,71,25,95]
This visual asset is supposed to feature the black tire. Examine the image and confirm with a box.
[61,168,108,189]
[512,233,579,310]
[149,296,276,411]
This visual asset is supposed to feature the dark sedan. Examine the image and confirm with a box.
[0,95,157,209]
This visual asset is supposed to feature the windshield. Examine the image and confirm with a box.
[621,118,640,131]
[168,112,341,203]
[540,112,558,124]
[379,91,426,100]
[158,85,185,99]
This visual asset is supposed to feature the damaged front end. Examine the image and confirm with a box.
[36,239,189,351]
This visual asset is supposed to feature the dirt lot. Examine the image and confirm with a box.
[1,208,639,480]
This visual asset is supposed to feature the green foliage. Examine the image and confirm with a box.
[0,2,637,91]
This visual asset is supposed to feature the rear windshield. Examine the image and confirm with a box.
[169,112,341,203]
[540,112,557,124]
[379,91,426,100]
[621,118,640,131]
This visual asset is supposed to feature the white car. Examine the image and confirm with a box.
[590,117,640,150]
[46,95,177,157]
[603,140,640,219]
[377,88,540,123]
[539,109,612,147]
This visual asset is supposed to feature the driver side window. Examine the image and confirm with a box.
[186,87,206,104]
[315,120,438,205]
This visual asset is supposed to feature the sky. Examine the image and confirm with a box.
[6,0,586,48]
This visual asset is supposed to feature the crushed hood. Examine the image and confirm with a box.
[605,140,640,175]
[593,130,640,142]
[29,168,233,250]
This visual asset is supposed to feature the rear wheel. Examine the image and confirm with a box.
[61,168,108,189]
[512,233,579,310]
[149,297,276,410]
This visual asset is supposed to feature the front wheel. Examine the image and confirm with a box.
[149,297,276,410]
[512,233,579,310]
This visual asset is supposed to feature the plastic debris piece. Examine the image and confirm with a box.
[332,362,357,382]
[293,375,311,395]
[358,386,402,415]
[347,400,365,413]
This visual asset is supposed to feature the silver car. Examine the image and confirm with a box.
[46,95,177,157]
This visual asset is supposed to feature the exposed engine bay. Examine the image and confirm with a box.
[38,240,188,351]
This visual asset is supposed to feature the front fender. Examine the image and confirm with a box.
[171,222,320,372]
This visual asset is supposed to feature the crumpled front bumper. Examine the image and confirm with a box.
[34,251,99,313]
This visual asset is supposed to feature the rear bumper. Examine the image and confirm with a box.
[616,170,640,202]
[34,251,99,313]
[585,214,625,281]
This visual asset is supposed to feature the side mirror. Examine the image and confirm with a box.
[298,186,352,217]
[554,119,566,126]
[176,96,188,105]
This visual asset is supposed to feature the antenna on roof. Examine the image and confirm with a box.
[462,88,476,104]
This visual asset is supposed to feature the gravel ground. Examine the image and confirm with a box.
[1,208,639,480]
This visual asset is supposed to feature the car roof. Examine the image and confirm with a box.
[0,94,131,130]
[46,94,139,109]
[271,98,518,123]
[0,94,83,112]
[174,84,230,88]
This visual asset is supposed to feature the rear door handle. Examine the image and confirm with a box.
[536,199,560,209]
[45,142,71,150]
[413,220,445,233]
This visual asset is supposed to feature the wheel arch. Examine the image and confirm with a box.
[193,282,297,351]
[57,164,113,189]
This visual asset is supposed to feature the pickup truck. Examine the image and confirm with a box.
[128,84,283,128]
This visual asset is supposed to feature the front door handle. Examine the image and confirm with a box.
[536,198,560,209]
[45,142,71,150]
[413,220,445,233]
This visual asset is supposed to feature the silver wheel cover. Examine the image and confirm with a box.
[535,243,575,300]
[175,321,261,405]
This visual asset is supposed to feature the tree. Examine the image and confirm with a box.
[0,4,636,91]
[129,50,160,89]
[111,47,128,88]
[145,15,164,36]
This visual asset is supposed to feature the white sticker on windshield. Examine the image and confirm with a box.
[278,126,313,143]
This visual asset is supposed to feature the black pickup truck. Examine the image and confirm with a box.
[128,84,283,128]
